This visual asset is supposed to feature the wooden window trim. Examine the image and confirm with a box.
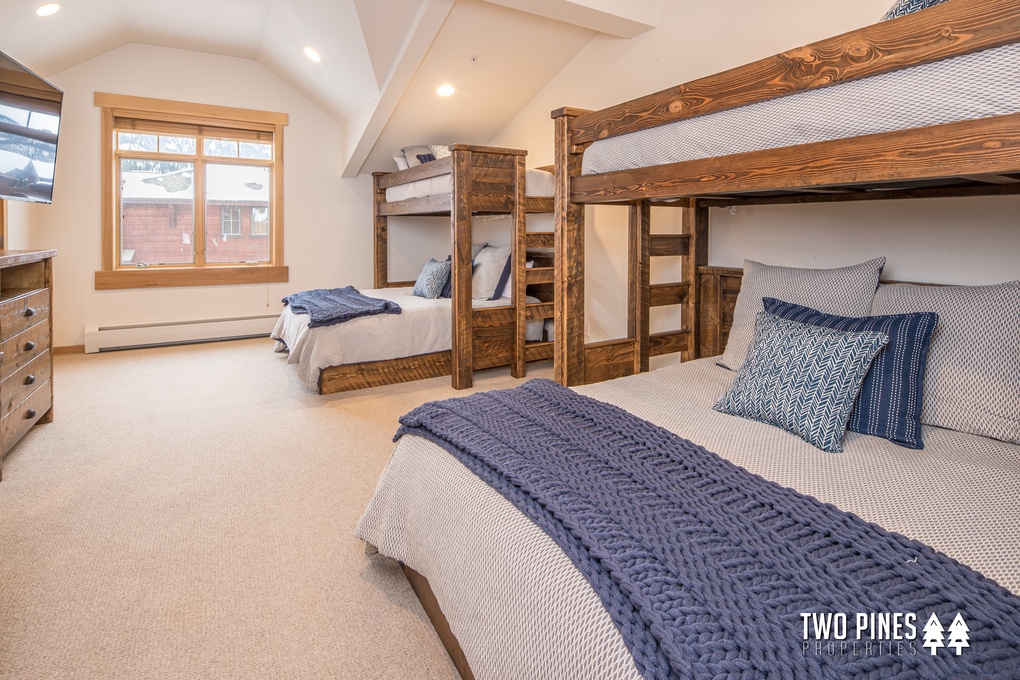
[94,92,288,289]
[0,199,7,249]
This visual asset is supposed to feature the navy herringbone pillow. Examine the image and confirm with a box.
[764,298,938,449]
[715,312,888,453]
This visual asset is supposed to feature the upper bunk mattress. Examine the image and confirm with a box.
[385,167,554,203]
[581,42,1020,176]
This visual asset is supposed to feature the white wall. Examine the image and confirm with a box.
[489,0,1020,348]
[15,43,375,347]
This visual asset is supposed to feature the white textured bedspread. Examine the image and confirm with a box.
[272,288,543,390]
[384,168,554,203]
[356,359,1020,679]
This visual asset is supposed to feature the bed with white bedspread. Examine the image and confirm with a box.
[356,358,1020,678]
[272,287,544,391]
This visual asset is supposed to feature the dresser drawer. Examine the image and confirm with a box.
[2,350,51,418]
[1,321,51,380]
[2,378,50,456]
[0,289,50,339]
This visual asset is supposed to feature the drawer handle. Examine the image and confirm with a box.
[24,374,36,385]
[24,307,36,318]
[24,340,36,352]
[26,408,36,419]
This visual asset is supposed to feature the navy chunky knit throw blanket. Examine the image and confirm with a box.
[396,379,1020,680]
[282,286,400,328]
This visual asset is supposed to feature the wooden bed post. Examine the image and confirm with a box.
[451,148,474,389]
[681,199,708,360]
[628,200,651,374]
[552,108,589,387]
[512,153,528,379]
[372,172,389,289]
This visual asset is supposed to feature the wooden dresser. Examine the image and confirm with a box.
[0,250,55,481]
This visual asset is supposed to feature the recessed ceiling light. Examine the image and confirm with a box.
[303,47,320,63]
[36,3,60,16]
[437,84,455,97]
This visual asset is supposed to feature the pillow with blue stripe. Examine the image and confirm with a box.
[412,258,451,299]
[763,298,938,449]
[714,312,889,453]
[881,0,951,21]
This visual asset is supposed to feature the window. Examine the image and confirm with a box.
[221,206,241,237]
[251,206,270,237]
[94,93,288,289]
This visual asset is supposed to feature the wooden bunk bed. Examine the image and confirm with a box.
[552,0,1020,387]
[354,2,1020,678]
[309,144,555,394]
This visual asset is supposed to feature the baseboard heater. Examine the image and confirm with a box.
[84,314,280,353]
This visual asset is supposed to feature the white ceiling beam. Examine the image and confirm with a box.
[340,0,456,178]
[480,0,656,39]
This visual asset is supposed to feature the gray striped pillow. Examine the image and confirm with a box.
[719,257,886,371]
[872,281,1020,444]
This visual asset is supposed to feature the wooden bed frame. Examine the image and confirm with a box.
[552,0,1020,387]
[315,144,555,394]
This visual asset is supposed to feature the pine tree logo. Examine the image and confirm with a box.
[947,613,970,656]
[922,612,946,655]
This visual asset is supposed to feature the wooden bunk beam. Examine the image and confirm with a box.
[372,172,389,288]
[567,0,1020,145]
[451,149,474,389]
[512,152,528,379]
[627,200,651,375]
[553,108,591,387]
[681,199,709,361]
[698,181,1020,207]
[570,113,1020,203]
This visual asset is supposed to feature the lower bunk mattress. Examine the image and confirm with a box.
[272,287,544,391]
[356,358,1020,678]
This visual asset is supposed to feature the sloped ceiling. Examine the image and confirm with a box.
[0,0,656,176]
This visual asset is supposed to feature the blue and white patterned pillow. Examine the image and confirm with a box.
[412,258,451,299]
[881,0,951,21]
[714,312,889,453]
[764,298,938,449]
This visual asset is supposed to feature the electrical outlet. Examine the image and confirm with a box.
[584,321,591,338]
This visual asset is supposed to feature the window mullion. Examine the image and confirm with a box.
[195,146,206,267]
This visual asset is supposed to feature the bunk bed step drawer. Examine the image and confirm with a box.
[524,302,555,321]
[525,232,554,249]
[524,341,554,362]
[650,234,690,257]
[650,282,689,307]
[650,329,690,357]
[525,267,554,285]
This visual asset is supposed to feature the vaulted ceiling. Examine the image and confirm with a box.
[0,0,658,176]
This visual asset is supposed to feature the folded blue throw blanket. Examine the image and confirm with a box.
[396,378,1020,679]
[283,286,400,328]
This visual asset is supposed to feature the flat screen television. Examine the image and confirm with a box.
[0,50,62,204]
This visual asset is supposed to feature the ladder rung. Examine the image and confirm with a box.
[650,282,689,307]
[650,329,690,357]
[524,302,554,321]
[650,234,689,257]
[526,232,554,249]
[526,267,554,284]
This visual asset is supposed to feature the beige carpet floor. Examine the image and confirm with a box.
[0,339,552,679]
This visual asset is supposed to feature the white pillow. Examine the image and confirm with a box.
[392,155,409,171]
[402,146,432,167]
[472,245,511,300]
[429,144,451,159]
[719,257,885,370]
